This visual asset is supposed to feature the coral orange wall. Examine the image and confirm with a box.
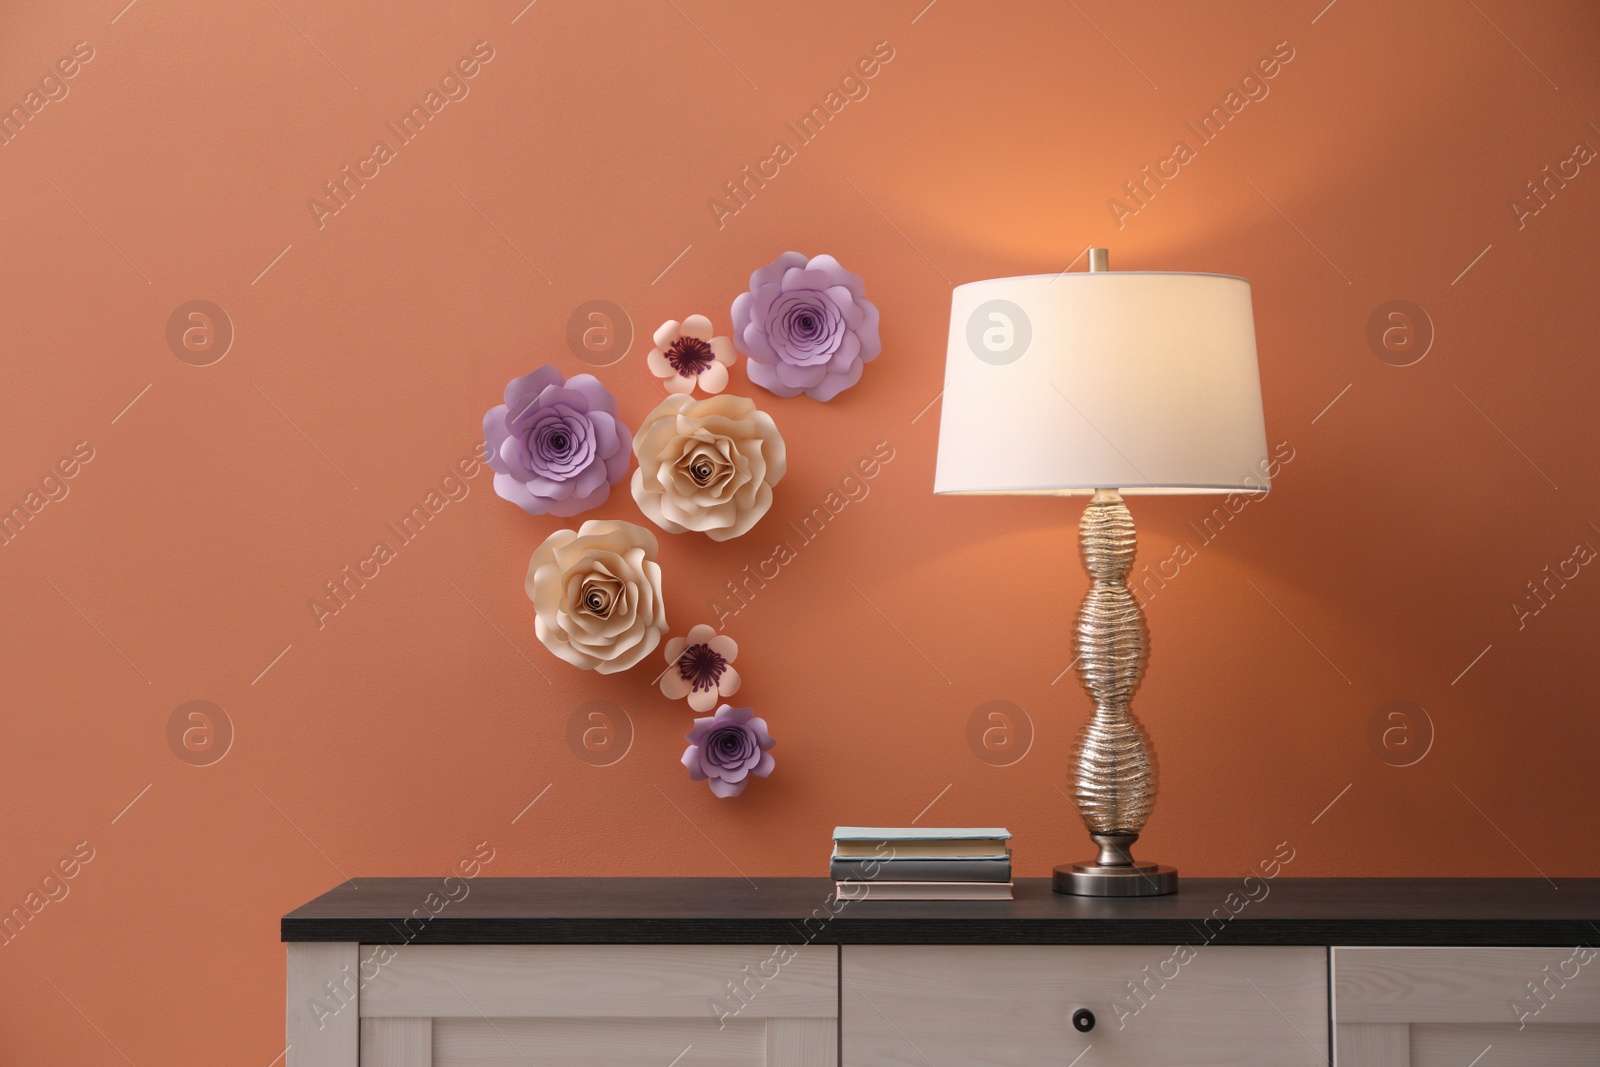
[4,0,1599,1062]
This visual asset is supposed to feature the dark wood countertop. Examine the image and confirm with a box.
[282,877,1600,946]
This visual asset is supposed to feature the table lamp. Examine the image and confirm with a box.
[933,249,1270,896]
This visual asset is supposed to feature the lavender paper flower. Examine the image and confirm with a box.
[484,366,631,517]
[681,704,775,798]
[731,251,881,402]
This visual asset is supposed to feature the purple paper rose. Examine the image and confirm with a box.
[731,251,881,402]
[681,704,775,798]
[484,366,631,517]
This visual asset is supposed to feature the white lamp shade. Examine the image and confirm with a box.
[933,271,1270,496]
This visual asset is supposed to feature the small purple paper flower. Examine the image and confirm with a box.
[681,704,775,798]
[484,366,631,517]
[731,251,881,402]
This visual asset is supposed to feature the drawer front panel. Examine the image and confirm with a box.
[432,1017,765,1067]
[360,944,837,1019]
[1333,946,1600,1025]
[843,944,1328,1067]
[1411,1022,1600,1066]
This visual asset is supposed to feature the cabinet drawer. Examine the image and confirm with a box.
[1333,947,1600,1066]
[1333,946,1600,1024]
[843,945,1327,1067]
[359,943,837,1019]
[426,1017,828,1067]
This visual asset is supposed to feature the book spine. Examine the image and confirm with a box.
[830,857,1012,882]
[834,881,1014,900]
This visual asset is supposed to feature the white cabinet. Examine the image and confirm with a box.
[287,938,1600,1066]
[286,943,838,1067]
[1333,946,1600,1066]
[841,944,1328,1066]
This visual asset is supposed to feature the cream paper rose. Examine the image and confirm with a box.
[630,393,786,541]
[525,519,667,674]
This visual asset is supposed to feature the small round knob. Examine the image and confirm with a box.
[1072,1008,1095,1033]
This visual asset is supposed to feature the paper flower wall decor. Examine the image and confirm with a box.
[648,315,737,395]
[660,624,741,712]
[631,393,787,541]
[525,519,667,674]
[681,704,775,798]
[484,366,631,517]
[731,251,881,402]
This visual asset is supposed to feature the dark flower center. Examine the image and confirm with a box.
[678,643,727,691]
[769,293,842,362]
[707,724,755,766]
[666,336,714,377]
[527,412,594,477]
[690,459,715,484]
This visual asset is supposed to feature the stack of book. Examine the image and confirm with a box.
[831,826,1013,900]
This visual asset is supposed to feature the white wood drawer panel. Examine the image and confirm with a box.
[768,1018,837,1067]
[433,1017,764,1067]
[360,944,837,1019]
[359,1018,430,1067]
[1411,1022,1600,1066]
[1334,947,1600,1025]
[1334,1022,1409,1067]
[843,944,1327,1067]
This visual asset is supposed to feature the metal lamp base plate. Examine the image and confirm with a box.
[1053,862,1178,897]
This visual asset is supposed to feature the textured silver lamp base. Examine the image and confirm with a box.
[1054,864,1178,896]
[1054,834,1178,896]
[1056,488,1178,897]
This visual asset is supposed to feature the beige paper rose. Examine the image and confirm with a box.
[630,393,787,541]
[525,519,667,674]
